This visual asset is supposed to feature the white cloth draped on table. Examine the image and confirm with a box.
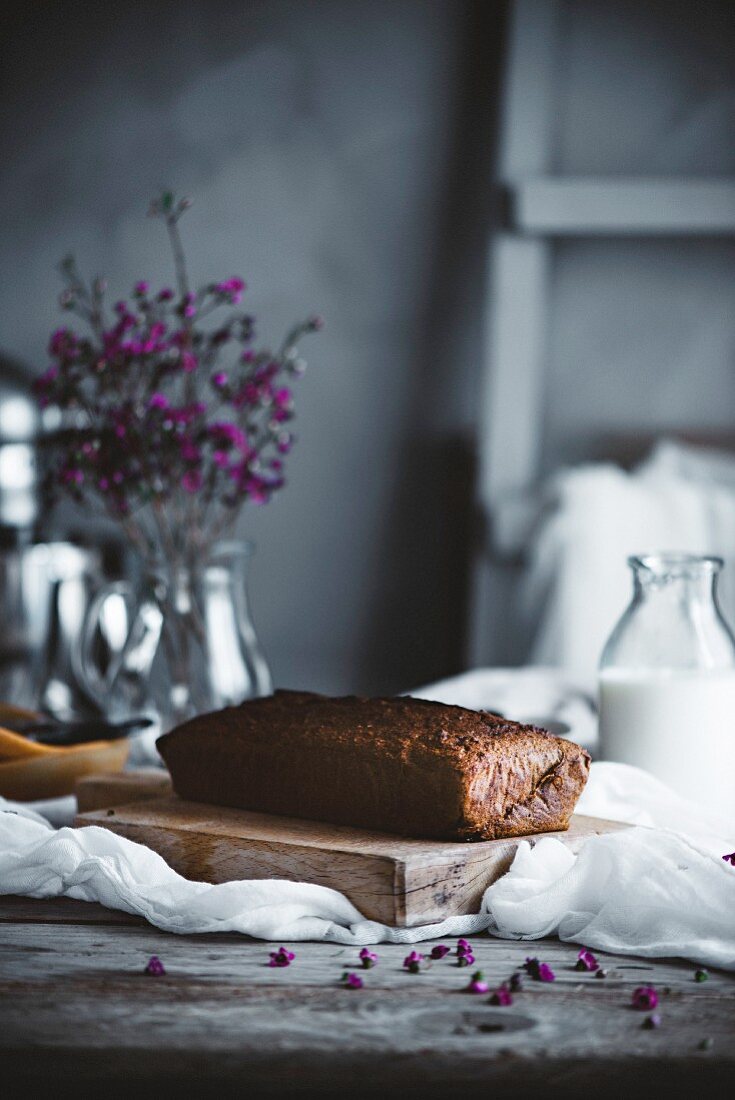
[2,754,733,968]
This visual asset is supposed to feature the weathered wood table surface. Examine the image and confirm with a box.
[1,894,733,1099]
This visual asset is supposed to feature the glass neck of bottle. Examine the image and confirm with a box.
[631,554,721,605]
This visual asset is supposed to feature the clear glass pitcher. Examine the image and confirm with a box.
[0,541,107,719]
[76,540,272,731]
[599,553,735,816]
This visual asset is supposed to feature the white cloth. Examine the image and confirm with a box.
[525,439,735,681]
[1,759,733,967]
[414,667,598,751]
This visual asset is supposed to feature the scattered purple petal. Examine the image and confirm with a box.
[343,972,364,989]
[489,983,513,1006]
[467,971,490,994]
[268,946,295,969]
[429,944,451,960]
[403,951,424,974]
[359,948,378,970]
[144,955,165,976]
[575,948,600,972]
[523,957,555,983]
[632,986,659,1011]
[722,852,735,866]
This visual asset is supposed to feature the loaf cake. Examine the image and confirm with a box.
[157,690,590,841]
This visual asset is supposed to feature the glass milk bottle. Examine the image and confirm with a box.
[599,554,735,817]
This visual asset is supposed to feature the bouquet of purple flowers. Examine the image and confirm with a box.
[35,192,321,566]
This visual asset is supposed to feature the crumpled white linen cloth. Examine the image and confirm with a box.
[524,438,735,682]
[1,759,733,967]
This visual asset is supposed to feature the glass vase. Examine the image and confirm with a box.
[77,540,272,732]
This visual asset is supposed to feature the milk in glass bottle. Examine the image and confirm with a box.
[599,554,735,817]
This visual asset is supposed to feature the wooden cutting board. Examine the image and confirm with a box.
[75,790,624,927]
[76,768,173,812]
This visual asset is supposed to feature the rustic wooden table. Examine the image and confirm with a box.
[1,894,733,1099]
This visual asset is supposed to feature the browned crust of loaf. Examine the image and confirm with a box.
[157,690,591,841]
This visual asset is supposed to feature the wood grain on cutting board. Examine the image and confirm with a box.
[75,791,624,927]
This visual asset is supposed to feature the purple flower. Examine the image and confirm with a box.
[210,422,248,451]
[456,938,473,957]
[403,951,424,974]
[215,277,246,304]
[144,955,165,976]
[457,953,475,968]
[575,948,600,972]
[359,948,378,970]
[182,470,203,493]
[722,852,735,866]
[142,322,167,352]
[49,327,77,359]
[60,467,84,486]
[489,983,513,1006]
[632,986,658,1011]
[34,365,59,395]
[342,972,364,989]
[466,971,489,994]
[180,438,201,462]
[268,946,295,969]
[39,203,321,542]
[524,957,555,982]
[429,944,451,960]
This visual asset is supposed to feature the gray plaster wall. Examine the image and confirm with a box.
[542,0,735,475]
[1,0,733,687]
[0,0,494,694]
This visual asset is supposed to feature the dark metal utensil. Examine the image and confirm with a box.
[18,716,154,746]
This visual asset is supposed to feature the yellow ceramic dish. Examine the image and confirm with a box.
[0,722,129,801]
